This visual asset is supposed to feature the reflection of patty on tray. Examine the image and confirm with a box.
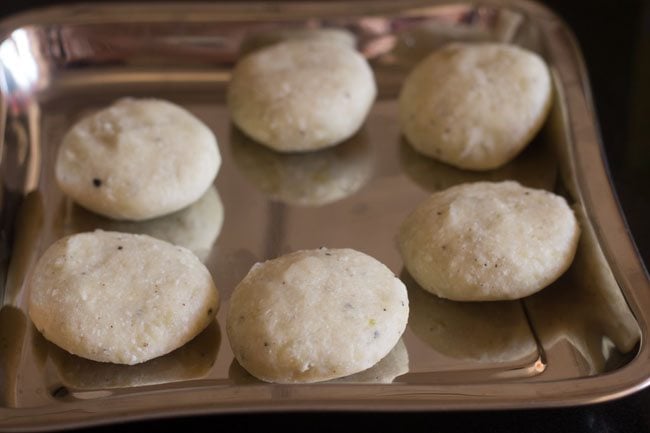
[399,131,557,192]
[49,320,220,390]
[230,127,373,206]
[64,185,224,262]
[229,339,409,385]
[525,205,640,374]
[405,274,537,363]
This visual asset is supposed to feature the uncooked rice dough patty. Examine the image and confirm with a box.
[28,231,219,365]
[226,248,409,383]
[56,98,221,221]
[399,181,580,301]
[399,43,552,170]
[227,40,376,152]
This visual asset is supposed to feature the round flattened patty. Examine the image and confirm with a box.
[399,43,552,170]
[398,181,580,301]
[56,98,220,221]
[226,248,409,383]
[28,231,219,365]
[227,40,376,152]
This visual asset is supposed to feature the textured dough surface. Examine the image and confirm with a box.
[399,43,552,170]
[399,181,580,301]
[28,231,219,364]
[226,248,409,383]
[230,128,372,206]
[66,186,223,261]
[56,98,221,220]
[228,40,376,152]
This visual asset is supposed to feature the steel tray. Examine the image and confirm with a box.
[1,1,649,431]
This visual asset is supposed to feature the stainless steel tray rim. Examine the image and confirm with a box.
[1,0,649,429]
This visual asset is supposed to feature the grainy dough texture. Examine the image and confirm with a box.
[399,181,580,301]
[28,231,219,365]
[226,248,409,383]
[228,40,376,152]
[399,43,552,170]
[56,98,221,220]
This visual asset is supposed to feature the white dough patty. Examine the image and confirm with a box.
[227,40,376,152]
[399,181,580,301]
[226,248,409,383]
[28,231,219,364]
[56,98,221,220]
[399,43,552,170]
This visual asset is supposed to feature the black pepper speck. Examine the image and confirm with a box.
[92,178,102,187]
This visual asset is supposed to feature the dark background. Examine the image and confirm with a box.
[1,0,649,431]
